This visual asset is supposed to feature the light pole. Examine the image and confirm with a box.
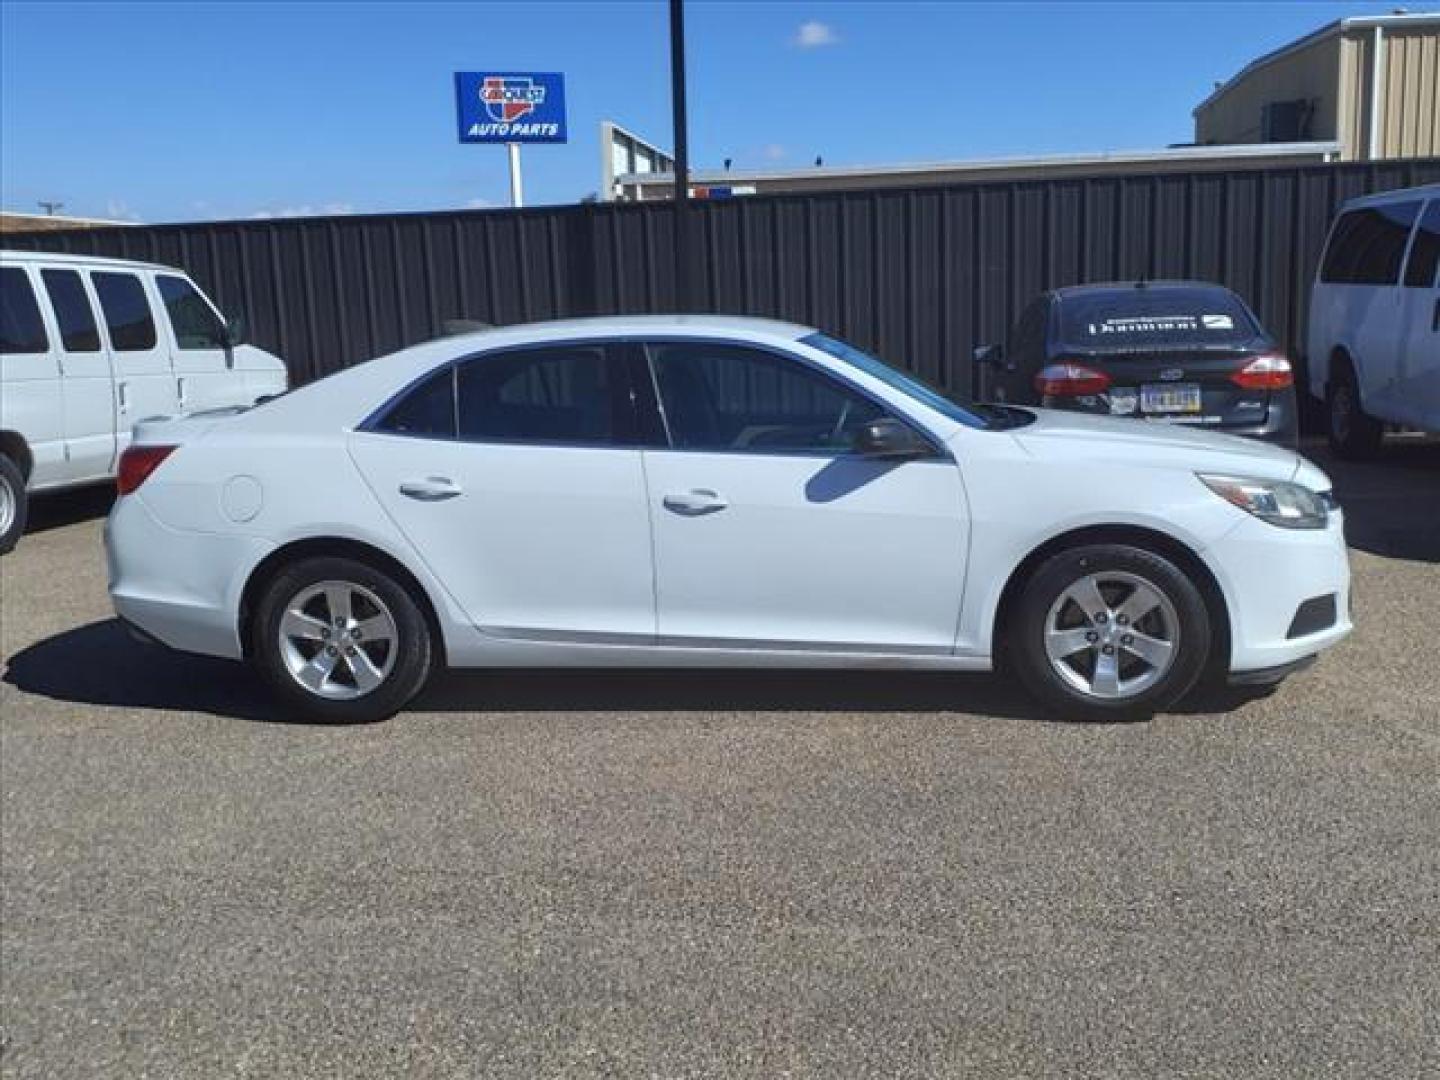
[669,0,691,310]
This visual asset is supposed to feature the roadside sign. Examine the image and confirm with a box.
[454,72,567,144]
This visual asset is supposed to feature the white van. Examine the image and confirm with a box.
[1307,183,1440,458]
[0,251,287,552]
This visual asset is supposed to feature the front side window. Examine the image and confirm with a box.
[456,345,631,445]
[650,341,884,454]
[41,268,100,352]
[91,272,157,351]
[1402,200,1440,288]
[1321,202,1422,285]
[157,275,228,348]
[0,267,48,354]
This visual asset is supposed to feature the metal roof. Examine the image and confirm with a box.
[617,141,1343,187]
[1193,12,1440,116]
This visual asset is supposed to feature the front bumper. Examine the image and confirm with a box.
[1203,507,1352,675]
[105,494,271,660]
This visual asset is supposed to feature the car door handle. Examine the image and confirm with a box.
[663,488,729,515]
[399,477,463,501]
[1432,297,1439,332]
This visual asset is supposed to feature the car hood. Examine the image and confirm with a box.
[1004,407,1302,482]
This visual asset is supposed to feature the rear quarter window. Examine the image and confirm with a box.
[0,267,49,354]
[1320,202,1421,285]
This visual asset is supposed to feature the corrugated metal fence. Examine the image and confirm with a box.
[8,157,1439,396]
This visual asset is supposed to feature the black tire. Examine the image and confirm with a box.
[1006,544,1212,722]
[252,556,434,723]
[1326,363,1383,460]
[0,454,27,556]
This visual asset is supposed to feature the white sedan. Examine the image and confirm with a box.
[105,316,1351,723]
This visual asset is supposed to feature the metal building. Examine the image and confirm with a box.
[1194,12,1440,160]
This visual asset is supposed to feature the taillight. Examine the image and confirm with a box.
[1034,362,1111,397]
[1230,354,1293,391]
[116,445,177,496]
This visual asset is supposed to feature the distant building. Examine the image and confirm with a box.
[1194,12,1440,160]
[1,211,136,233]
[609,142,1342,202]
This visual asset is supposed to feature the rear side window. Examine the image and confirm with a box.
[92,272,157,351]
[157,275,227,348]
[0,267,48,354]
[456,345,631,445]
[1402,201,1440,288]
[41,268,101,352]
[1320,202,1421,285]
[374,366,457,438]
[1056,288,1259,348]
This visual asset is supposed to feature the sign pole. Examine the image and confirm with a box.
[507,143,524,208]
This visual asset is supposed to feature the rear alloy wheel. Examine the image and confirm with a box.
[254,556,433,723]
[1008,544,1211,721]
[1326,366,1383,460]
[0,454,27,556]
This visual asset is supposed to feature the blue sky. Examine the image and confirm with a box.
[0,1,1414,222]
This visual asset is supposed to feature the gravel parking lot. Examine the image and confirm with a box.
[2,443,1437,1079]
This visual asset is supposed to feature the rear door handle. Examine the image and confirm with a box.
[399,476,463,501]
[1432,297,1439,332]
[663,488,729,516]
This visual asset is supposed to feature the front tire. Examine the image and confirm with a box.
[1007,544,1212,722]
[253,556,434,723]
[1326,365,1383,460]
[0,454,27,556]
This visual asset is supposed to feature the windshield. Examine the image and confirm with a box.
[1056,288,1260,349]
[802,332,1022,430]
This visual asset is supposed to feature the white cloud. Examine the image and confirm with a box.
[793,20,839,48]
[103,199,141,222]
[465,197,493,209]
[249,202,356,220]
[762,143,786,162]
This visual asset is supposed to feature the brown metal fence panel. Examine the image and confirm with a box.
[7,157,1439,395]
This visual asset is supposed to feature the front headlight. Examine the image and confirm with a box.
[1197,473,1329,530]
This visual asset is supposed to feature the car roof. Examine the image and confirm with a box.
[1051,280,1239,300]
[1339,182,1440,211]
[439,313,816,344]
[0,249,174,272]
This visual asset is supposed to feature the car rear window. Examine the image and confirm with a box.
[1056,289,1259,348]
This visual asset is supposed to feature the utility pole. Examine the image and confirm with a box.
[669,0,691,310]
[38,200,64,217]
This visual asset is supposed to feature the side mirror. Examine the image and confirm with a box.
[973,343,1004,365]
[222,314,246,348]
[852,417,934,460]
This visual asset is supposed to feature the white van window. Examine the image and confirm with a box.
[1402,202,1440,288]
[157,275,227,349]
[1320,202,1422,285]
[0,267,49,354]
[41,268,102,352]
[92,272,157,351]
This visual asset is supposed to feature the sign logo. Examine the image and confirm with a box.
[455,72,567,145]
[1159,368,1186,381]
[481,77,545,123]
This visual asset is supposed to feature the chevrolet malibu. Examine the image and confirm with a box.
[105,316,1351,723]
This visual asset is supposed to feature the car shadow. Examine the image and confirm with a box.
[22,484,115,535]
[1301,440,1440,563]
[5,619,1269,726]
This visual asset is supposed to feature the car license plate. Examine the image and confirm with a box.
[1140,383,1202,414]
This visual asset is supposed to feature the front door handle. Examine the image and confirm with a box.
[663,488,729,516]
[399,476,463,502]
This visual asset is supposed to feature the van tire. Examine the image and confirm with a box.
[1326,364,1383,460]
[0,454,27,556]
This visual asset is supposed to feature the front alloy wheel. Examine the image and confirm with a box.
[1010,544,1211,721]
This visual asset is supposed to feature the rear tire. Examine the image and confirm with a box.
[1326,364,1383,460]
[0,454,27,556]
[1006,544,1211,722]
[252,556,434,723]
